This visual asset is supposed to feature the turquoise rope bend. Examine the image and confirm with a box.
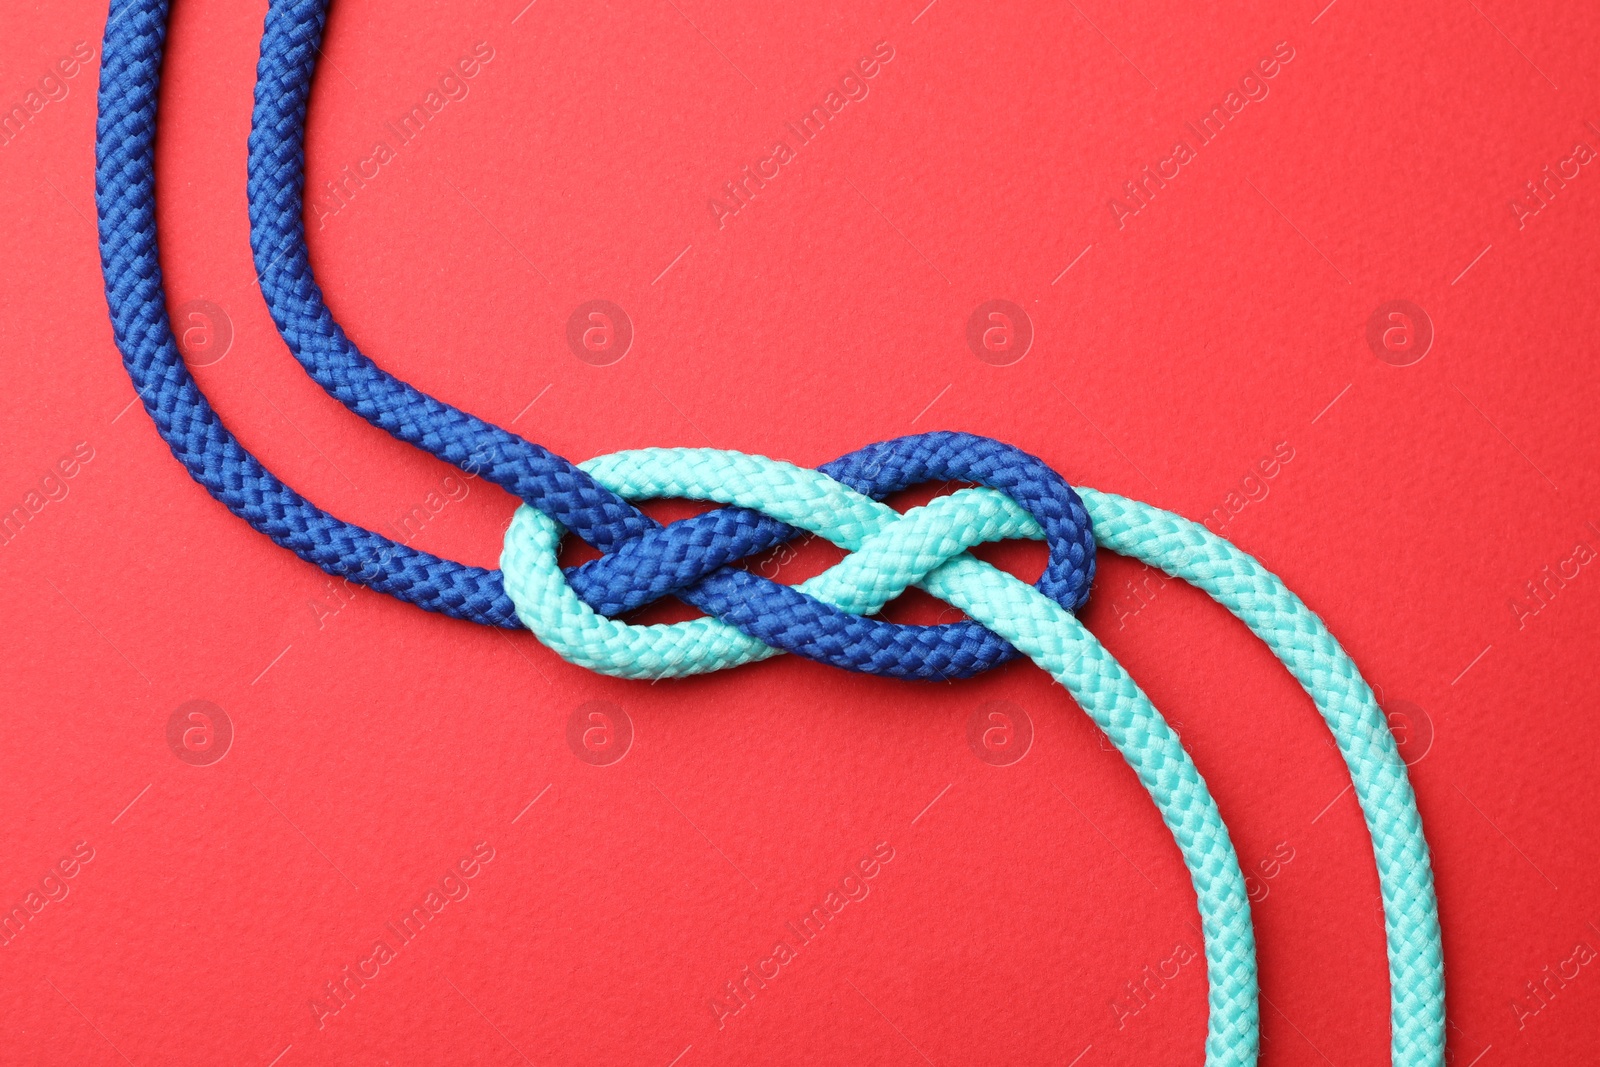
[500,448,1444,1066]
[95,0,1440,1051]
[503,449,1259,1063]
[1080,487,1445,1064]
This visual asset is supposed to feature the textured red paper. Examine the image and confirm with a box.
[3,1,1599,1064]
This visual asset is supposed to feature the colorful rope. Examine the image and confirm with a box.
[506,453,1260,1064]
[240,3,1101,681]
[92,0,1444,1062]
[500,452,1444,1065]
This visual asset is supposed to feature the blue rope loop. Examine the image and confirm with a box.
[99,0,1096,680]
[583,433,1097,680]
[238,0,1097,679]
[93,1,1445,1062]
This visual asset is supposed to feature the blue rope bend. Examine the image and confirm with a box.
[95,0,1097,681]
[236,0,1100,681]
[93,0,1444,1063]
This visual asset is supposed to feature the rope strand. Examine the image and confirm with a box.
[91,0,1445,1061]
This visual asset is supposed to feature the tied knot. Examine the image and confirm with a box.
[501,443,1094,681]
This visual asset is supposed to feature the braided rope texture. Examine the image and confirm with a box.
[90,0,1446,1060]
[100,0,1099,681]
[243,0,1100,680]
[97,0,517,621]
[1082,489,1446,1065]
[503,454,1444,1067]
[503,450,1259,1065]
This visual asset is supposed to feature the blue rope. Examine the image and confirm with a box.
[93,1,1445,1063]
[239,5,1437,1054]
[244,0,1101,678]
[98,0,1094,680]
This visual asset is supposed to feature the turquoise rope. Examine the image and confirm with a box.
[1081,488,1445,1063]
[95,0,1442,1049]
[503,449,1259,1062]
[500,448,1444,1065]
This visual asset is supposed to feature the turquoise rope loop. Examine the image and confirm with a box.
[501,449,1444,1065]
[503,448,1260,1063]
[502,447,1260,1062]
[95,0,1443,1052]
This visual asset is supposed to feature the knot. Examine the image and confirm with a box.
[544,431,1095,680]
[501,447,1088,680]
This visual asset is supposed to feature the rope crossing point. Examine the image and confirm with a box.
[93,0,1445,1063]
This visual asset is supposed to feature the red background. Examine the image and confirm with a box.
[3,0,1599,1064]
